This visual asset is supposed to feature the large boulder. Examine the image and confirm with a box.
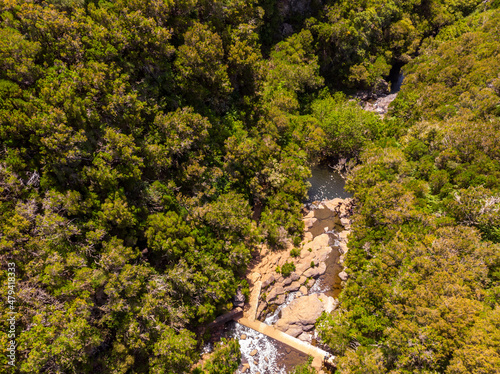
[275,294,325,333]
[303,233,330,252]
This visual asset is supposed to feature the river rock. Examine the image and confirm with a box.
[242,363,250,372]
[249,272,261,283]
[285,281,301,292]
[267,286,284,301]
[316,262,327,276]
[323,296,339,313]
[240,334,247,340]
[283,277,293,286]
[303,265,320,278]
[298,332,312,342]
[340,217,350,228]
[290,272,300,281]
[338,241,348,254]
[296,261,311,274]
[315,247,331,263]
[286,326,304,338]
[299,285,307,295]
[339,270,349,281]
[299,275,307,284]
[304,210,315,219]
[262,274,275,288]
[250,349,257,356]
[323,198,344,213]
[303,231,313,242]
[303,233,330,252]
[303,324,315,331]
[256,301,267,318]
[270,294,286,305]
[303,217,317,230]
[338,231,349,240]
[275,294,325,334]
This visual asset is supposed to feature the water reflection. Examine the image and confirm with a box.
[306,166,352,203]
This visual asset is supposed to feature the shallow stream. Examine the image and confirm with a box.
[216,166,349,373]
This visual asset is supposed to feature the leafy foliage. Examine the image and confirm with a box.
[318,7,500,373]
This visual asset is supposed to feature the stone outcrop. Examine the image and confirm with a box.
[275,293,334,337]
[244,197,352,342]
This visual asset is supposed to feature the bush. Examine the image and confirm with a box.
[281,261,296,277]
[290,247,301,258]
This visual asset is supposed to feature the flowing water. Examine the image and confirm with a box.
[212,165,348,373]
[226,321,309,374]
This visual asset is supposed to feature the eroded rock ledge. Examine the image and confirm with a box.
[243,198,353,343]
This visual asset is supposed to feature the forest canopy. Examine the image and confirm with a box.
[0,0,499,373]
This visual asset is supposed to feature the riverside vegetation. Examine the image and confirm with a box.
[0,0,499,373]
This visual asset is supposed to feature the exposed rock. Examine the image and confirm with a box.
[339,270,349,281]
[323,198,344,212]
[242,363,250,372]
[233,288,245,308]
[303,265,320,278]
[302,324,315,332]
[338,231,349,241]
[262,274,275,288]
[285,281,301,293]
[338,241,349,255]
[315,247,331,263]
[340,217,350,228]
[304,210,315,219]
[363,92,398,117]
[298,332,312,342]
[267,286,284,301]
[303,217,317,230]
[256,301,267,319]
[250,349,257,356]
[270,294,286,305]
[316,262,327,276]
[303,233,330,252]
[296,261,311,274]
[249,272,261,284]
[243,198,350,340]
[254,359,258,365]
[303,231,313,242]
[323,296,339,313]
[240,334,247,340]
[285,326,304,338]
[276,294,325,333]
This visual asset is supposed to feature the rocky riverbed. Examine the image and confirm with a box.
[235,198,352,373]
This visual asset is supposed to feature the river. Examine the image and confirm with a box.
[210,166,351,374]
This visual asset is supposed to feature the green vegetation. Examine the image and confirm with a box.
[0,0,498,373]
[290,356,316,374]
[290,247,301,258]
[280,261,297,277]
[317,7,500,374]
[192,339,240,374]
